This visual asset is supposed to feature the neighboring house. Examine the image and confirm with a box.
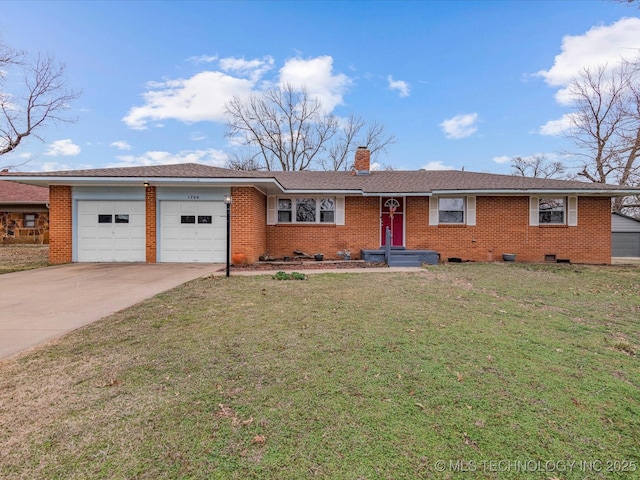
[5,148,640,264]
[612,212,640,257]
[0,180,49,243]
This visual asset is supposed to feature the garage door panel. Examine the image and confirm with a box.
[97,203,114,214]
[613,232,640,257]
[160,200,226,263]
[77,201,146,262]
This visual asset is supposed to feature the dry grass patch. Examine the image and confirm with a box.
[0,244,49,273]
[0,264,639,479]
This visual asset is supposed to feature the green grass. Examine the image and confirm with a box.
[1,263,639,479]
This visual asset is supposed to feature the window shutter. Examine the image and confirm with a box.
[529,196,539,226]
[567,196,578,226]
[429,196,439,226]
[466,196,476,226]
[267,196,277,225]
[335,196,345,225]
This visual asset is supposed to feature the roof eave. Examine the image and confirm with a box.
[431,188,640,196]
[362,191,432,196]
[5,175,286,190]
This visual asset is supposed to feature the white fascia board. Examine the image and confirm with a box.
[432,189,640,196]
[362,192,431,196]
[278,189,363,195]
[5,176,285,189]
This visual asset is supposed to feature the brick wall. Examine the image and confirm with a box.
[45,187,613,265]
[266,196,379,259]
[231,186,267,263]
[145,186,157,263]
[405,196,611,264]
[264,195,612,264]
[49,186,73,264]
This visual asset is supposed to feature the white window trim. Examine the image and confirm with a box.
[429,195,475,226]
[530,196,577,227]
[267,195,345,225]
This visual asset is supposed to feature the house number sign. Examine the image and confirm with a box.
[187,195,200,200]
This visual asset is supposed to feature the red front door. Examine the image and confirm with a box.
[381,197,404,247]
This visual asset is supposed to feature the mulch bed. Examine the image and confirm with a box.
[230,260,387,271]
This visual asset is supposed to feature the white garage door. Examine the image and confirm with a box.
[160,201,226,263]
[77,201,146,262]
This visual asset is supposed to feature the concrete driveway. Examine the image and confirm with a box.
[0,263,223,360]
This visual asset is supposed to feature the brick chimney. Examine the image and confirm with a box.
[354,146,371,174]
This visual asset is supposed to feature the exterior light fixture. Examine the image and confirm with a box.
[144,181,150,187]
[223,195,232,277]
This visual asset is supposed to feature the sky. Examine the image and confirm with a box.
[1,0,639,174]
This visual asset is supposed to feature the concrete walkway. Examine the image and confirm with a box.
[0,263,224,360]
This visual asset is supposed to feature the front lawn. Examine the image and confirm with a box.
[0,264,638,479]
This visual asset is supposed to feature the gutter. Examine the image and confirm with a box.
[430,189,640,196]
[5,175,286,189]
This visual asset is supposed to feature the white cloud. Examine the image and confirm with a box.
[440,113,478,139]
[492,155,512,164]
[220,55,274,82]
[44,139,81,156]
[537,17,640,105]
[108,148,228,168]
[278,56,352,112]
[187,54,218,64]
[110,141,131,151]
[539,113,575,136]
[123,55,351,130]
[422,160,455,170]
[190,131,206,141]
[123,71,255,130]
[40,161,74,172]
[387,75,410,97]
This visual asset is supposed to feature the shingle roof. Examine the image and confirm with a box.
[0,181,49,203]
[2,163,266,179]
[3,163,636,194]
[270,169,632,193]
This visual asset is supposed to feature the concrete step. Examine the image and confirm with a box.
[388,258,423,267]
[388,252,424,267]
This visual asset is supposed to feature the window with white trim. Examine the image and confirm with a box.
[429,195,476,226]
[276,197,336,224]
[438,197,465,224]
[529,196,577,227]
[539,198,565,224]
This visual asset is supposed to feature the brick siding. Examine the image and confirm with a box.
[265,195,612,264]
[266,197,380,260]
[230,186,267,263]
[45,185,613,265]
[405,196,611,264]
[145,186,157,263]
[49,186,73,264]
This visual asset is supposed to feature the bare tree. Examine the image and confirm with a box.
[225,151,264,171]
[511,154,565,179]
[562,57,640,213]
[225,83,394,171]
[0,42,80,164]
